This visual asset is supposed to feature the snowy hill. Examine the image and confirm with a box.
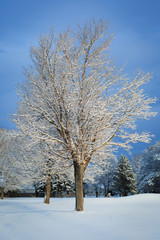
[0,194,160,240]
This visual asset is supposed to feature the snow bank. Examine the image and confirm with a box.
[0,194,160,240]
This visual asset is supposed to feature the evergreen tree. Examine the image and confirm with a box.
[53,173,74,197]
[139,141,160,193]
[113,155,138,196]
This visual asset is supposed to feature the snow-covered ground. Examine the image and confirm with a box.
[0,194,160,240]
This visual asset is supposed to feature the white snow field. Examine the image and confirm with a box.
[0,194,160,240]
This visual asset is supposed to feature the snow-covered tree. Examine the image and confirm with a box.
[83,163,100,197]
[0,129,21,199]
[0,128,65,202]
[131,153,142,188]
[0,128,62,203]
[52,164,74,197]
[113,155,138,196]
[53,174,74,197]
[96,155,117,196]
[139,141,160,193]
[33,141,71,204]
[84,154,117,196]
[13,20,157,211]
[13,134,70,204]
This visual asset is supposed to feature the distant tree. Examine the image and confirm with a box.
[83,154,117,197]
[53,173,74,197]
[139,141,160,193]
[34,182,45,197]
[113,155,138,196]
[0,128,71,202]
[13,19,157,211]
[131,153,142,188]
[92,182,102,197]
[52,166,74,197]
[0,129,21,199]
[83,160,102,197]
[0,129,57,202]
[97,155,117,196]
[13,135,70,204]
[84,168,101,197]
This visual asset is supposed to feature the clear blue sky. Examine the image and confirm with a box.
[0,0,160,154]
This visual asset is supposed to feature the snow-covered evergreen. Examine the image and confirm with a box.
[113,155,138,196]
[52,165,74,197]
[139,141,160,193]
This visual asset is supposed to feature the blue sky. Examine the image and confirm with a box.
[0,0,160,154]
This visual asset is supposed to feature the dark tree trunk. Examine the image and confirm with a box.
[44,175,51,204]
[74,162,84,211]
[96,191,99,197]
[1,187,4,200]
[34,185,39,197]
[104,184,107,197]
[35,190,38,197]
[83,189,86,197]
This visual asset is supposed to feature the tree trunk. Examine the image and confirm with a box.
[35,189,38,197]
[96,190,99,198]
[60,191,63,198]
[34,184,39,197]
[1,187,4,200]
[104,184,107,197]
[74,162,84,211]
[44,175,51,204]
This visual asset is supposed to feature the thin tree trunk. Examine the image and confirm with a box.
[34,184,38,197]
[104,184,107,197]
[44,175,51,204]
[1,187,4,200]
[74,162,84,211]
[60,191,63,198]
[107,179,111,195]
